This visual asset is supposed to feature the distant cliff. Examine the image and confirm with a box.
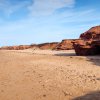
[1,25,100,56]
[0,42,59,50]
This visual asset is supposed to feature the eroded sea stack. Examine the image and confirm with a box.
[74,25,100,55]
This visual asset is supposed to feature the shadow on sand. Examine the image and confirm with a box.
[72,91,100,100]
[55,52,100,66]
[55,53,76,56]
[86,56,100,66]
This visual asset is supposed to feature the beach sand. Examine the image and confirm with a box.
[0,49,100,100]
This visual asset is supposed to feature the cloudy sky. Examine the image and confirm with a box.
[0,0,100,46]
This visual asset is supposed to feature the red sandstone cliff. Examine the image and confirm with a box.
[54,39,82,50]
[74,25,100,55]
[0,42,59,50]
[38,42,59,50]
[54,39,74,50]
[0,25,100,56]
[80,26,100,40]
[0,45,32,50]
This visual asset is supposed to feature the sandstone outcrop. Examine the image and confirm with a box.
[0,26,100,56]
[54,39,83,50]
[80,26,100,40]
[0,45,31,50]
[0,42,59,50]
[38,42,59,50]
[74,25,100,55]
[54,39,74,50]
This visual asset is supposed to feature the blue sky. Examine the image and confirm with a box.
[0,0,100,46]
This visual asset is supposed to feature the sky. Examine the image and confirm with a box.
[0,0,100,46]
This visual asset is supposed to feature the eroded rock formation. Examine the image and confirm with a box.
[54,39,74,50]
[80,26,100,40]
[74,25,100,55]
[0,42,59,50]
[54,39,81,50]
[0,25,100,56]
[0,45,32,50]
[38,42,59,50]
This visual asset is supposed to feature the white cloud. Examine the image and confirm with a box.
[59,9,98,23]
[28,0,75,16]
[0,0,75,17]
[0,0,30,17]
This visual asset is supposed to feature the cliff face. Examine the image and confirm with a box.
[1,26,100,56]
[0,45,31,50]
[0,42,59,50]
[54,39,74,50]
[80,26,100,40]
[74,25,100,55]
[54,39,83,50]
[38,42,59,50]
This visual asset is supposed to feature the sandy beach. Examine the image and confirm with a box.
[0,49,100,100]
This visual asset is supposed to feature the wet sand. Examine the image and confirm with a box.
[0,49,100,100]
